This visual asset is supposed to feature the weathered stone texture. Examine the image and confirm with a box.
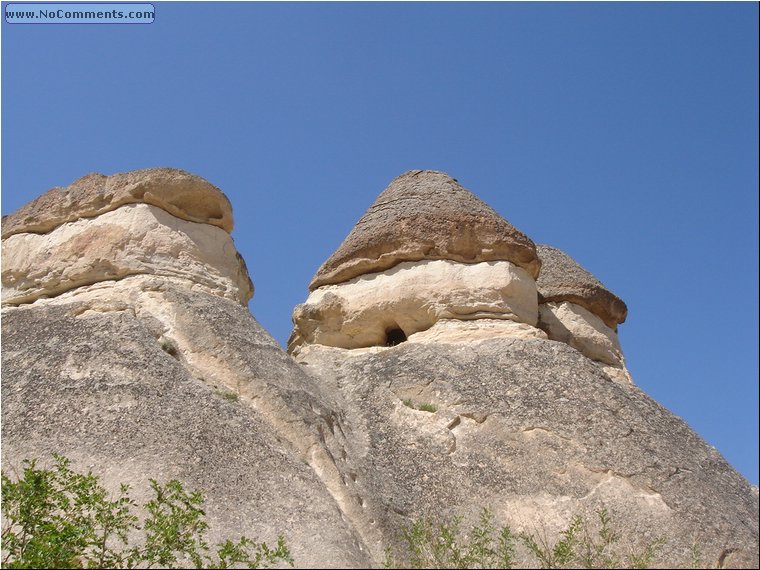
[295,340,760,568]
[310,170,539,289]
[536,244,627,329]
[1,288,374,568]
[291,259,540,353]
[1,167,233,238]
[3,168,758,569]
[2,204,252,306]
[538,300,625,368]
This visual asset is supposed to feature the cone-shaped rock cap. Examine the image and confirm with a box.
[1,167,233,239]
[536,244,627,329]
[309,170,540,290]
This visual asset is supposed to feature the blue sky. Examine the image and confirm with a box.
[2,2,758,484]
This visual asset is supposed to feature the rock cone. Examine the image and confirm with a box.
[310,170,540,289]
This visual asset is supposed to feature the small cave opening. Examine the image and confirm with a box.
[385,327,408,347]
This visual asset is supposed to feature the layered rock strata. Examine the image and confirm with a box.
[1,168,251,306]
[290,170,543,353]
[290,171,759,568]
[3,168,758,568]
[535,243,627,330]
[1,169,373,568]
[291,259,541,352]
[1,167,234,238]
[310,169,540,289]
[535,244,629,378]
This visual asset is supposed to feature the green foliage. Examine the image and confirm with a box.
[217,390,239,403]
[402,399,438,413]
[384,508,516,569]
[1,455,292,569]
[386,506,667,569]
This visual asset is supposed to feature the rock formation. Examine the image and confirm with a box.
[309,169,540,289]
[289,170,759,567]
[535,244,631,382]
[1,168,372,568]
[2,168,758,568]
[290,171,544,353]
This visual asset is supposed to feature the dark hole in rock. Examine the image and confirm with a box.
[385,327,407,346]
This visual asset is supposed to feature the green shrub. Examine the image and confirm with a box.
[385,506,666,569]
[384,508,515,569]
[1,455,292,569]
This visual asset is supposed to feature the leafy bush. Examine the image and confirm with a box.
[383,508,515,569]
[1,455,293,569]
[385,507,666,569]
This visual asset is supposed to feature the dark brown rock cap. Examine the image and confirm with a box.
[536,244,627,329]
[1,167,234,239]
[310,170,540,290]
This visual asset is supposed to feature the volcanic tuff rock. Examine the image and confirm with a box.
[535,243,627,329]
[534,244,629,377]
[309,170,540,289]
[290,170,758,567]
[290,170,546,353]
[3,168,758,568]
[1,169,372,567]
[290,259,541,353]
[1,168,251,307]
[1,167,234,238]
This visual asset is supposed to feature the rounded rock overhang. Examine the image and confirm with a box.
[309,170,540,290]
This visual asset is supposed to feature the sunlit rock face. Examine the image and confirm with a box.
[290,259,540,353]
[1,167,234,239]
[310,169,540,289]
[289,172,759,568]
[2,203,252,306]
[1,167,252,307]
[3,167,758,568]
[290,170,543,353]
[535,244,627,330]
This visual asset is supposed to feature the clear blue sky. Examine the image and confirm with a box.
[2,2,758,484]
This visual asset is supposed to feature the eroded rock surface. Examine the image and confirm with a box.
[3,168,758,569]
[291,259,539,353]
[536,244,627,329]
[1,168,375,567]
[310,170,540,289]
[1,167,233,238]
[538,301,624,367]
[294,339,759,568]
[2,203,252,306]
[1,289,373,567]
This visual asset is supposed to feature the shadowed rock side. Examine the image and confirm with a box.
[1,293,373,567]
[310,170,540,289]
[1,169,376,567]
[535,244,627,329]
[294,340,760,568]
[1,167,234,239]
